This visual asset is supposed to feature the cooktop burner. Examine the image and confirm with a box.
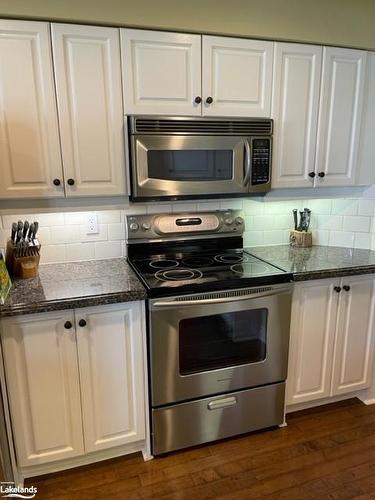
[149,259,179,269]
[214,253,249,264]
[155,268,203,282]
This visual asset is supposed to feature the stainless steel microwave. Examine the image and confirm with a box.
[128,116,273,201]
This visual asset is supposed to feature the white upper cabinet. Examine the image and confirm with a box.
[332,275,375,395]
[0,20,64,198]
[76,302,146,453]
[271,43,322,188]
[1,311,84,467]
[202,36,273,117]
[52,24,126,197]
[358,52,375,185]
[121,29,202,116]
[315,47,367,186]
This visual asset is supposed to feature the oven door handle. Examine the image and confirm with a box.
[151,285,292,308]
[243,139,251,186]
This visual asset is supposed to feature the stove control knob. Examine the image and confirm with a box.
[129,222,139,232]
[142,223,151,231]
[235,216,244,226]
[224,218,234,225]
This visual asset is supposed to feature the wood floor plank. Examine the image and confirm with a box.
[25,398,375,500]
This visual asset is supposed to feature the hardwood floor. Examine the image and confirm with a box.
[26,399,375,499]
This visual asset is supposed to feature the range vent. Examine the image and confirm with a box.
[176,287,273,301]
[132,117,273,136]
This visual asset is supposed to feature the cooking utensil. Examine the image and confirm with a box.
[22,220,29,240]
[304,208,311,232]
[11,223,17,242]
[292,209,298,231]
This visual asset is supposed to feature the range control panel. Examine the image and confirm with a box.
[126,210,244,240]
[251,138,271,185]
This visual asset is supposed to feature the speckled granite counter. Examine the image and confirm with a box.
[246,245,375,281]
[0,259,146,318]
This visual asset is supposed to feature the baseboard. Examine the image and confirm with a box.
[285,392,363,414]
[357,396,375,406]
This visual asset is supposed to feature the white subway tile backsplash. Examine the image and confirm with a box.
[146,204,172,214]
[220,199,243,210]
[354,233,371,249]
[243,199,264,215]
[50,225,81,244]
[243,231,264,247]
[331,199,358,216]
[343,216,371,233]
[94,241,123,259]
[41,245,66,264]
[108,223,125,241]
[329,231,355,248]
[303,199,332,215]
[313,230,330,246]
[64,212,88,225]
[315,215,343,231]
[79,224,108,242]
[66,242,95,262]
[263,230,284,245]
[97,210,121,224]
[197,201,220,212]
[358,199,375,216]
[172,203,196,213]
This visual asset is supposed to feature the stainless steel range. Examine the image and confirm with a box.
[126,210,293,455]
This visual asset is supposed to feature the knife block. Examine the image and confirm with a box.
[289,230,312,248]
[5,239,41,279]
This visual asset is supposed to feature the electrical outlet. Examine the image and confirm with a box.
[85,214,99,234]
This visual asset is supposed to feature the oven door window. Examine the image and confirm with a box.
[179,309,268,375]
[147,150,233,181]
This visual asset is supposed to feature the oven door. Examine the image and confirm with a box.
[130,135,250,199]
[149,284,292,407]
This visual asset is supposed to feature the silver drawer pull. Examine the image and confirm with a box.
[207,396,237,411]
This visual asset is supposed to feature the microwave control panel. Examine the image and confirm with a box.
[251,138,271,185]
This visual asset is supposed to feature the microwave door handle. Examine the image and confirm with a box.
[243,139,251,186]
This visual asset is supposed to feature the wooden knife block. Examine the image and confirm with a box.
[289,230,312,248]
[5,239,41,279]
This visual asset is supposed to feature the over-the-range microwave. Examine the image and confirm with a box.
[128,116,273,201]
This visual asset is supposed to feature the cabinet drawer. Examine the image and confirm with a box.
[152,383,285,455]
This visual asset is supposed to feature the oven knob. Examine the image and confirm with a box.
[129,222,139,232]
[235,216,244,226]
[142,223,151,231]
[224,218,234,225]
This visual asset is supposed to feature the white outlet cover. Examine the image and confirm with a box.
[85,214,99,234]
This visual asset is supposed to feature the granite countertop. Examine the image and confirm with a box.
[0,259,146,318]
[246,245,375,281]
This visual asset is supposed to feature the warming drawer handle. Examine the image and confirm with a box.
[207,396,237,411]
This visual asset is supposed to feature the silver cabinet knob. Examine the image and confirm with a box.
[235,217,244,225]
[129,222,139,232]
[224,218,233,225]
[142,223,151,231]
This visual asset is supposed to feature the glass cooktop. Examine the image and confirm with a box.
[129,248,291,297]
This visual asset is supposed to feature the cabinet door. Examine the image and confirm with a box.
[202,36,273,117]
[52,24,126,197]
[0,20,64,198]
[271,43,322,188]
[286,279,339,406]
[332,276,375,395]
[76,302,146,453]
[121,29,201,116]
[315,47,367,186]
[357,52,375,186]
[1,311,84,467]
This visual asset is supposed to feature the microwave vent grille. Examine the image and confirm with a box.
[176,287,273,301]
[133,118,273,135]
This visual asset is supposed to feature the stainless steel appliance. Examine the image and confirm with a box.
[126,210,292,455]
[128,116,273,201]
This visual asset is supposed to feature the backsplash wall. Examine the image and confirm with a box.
[1,196,375,264]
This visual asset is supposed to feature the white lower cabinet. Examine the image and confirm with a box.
[287,275,375,406]
[1,301,146,469]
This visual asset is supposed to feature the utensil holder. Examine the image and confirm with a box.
[5,239,41,278]
[289,230,312,248]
